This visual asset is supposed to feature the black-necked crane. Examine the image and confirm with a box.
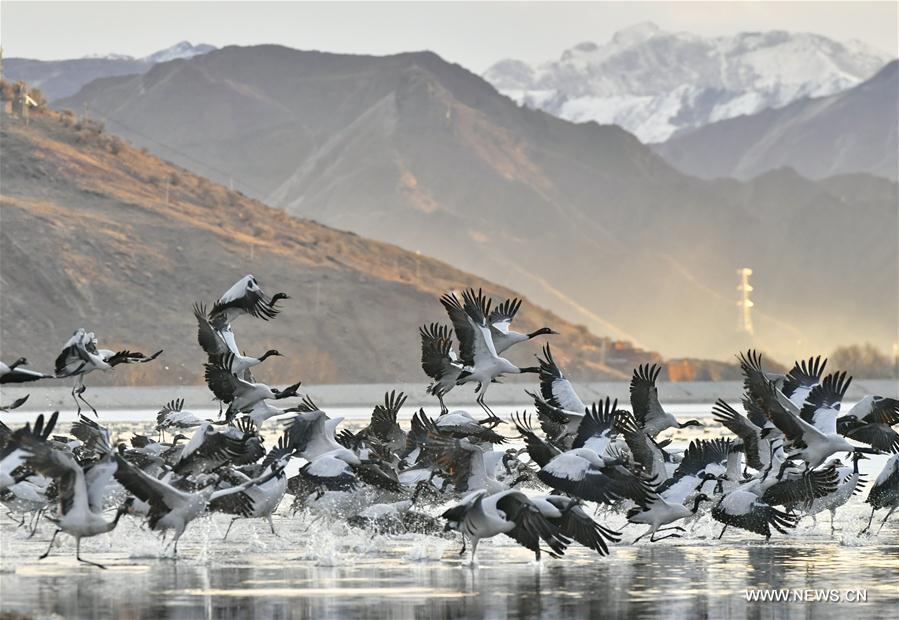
[113,454,266,555]
[525,344,588,444]
[780,355,827,409]
[806,453,867,535]
[712,400,766,471]
[0,358,52,384]
[54,328,162,415]
[352,390,408,455]
[281,406,345,460]
[630,364,702,437]
[207,275,289,328]
[861,454,898,535]
[210,438,293,539]
[154,399,207,440]
[657,438,732,503]
[837,395,899,453]
[203,359,301,423]
[711,487,800,541]
[628,492,712,543]
[171,421,249,476]
[485,296,557,354]
[530,494,621,555]
[765,379,876,468]
[20,429,128,569]
[441,289,539,418]
[0,412,58,491]
[441,489,570,563]
[419,323,462,414]
[536,444,655,508]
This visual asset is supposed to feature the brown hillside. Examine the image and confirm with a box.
[1,108,664,386]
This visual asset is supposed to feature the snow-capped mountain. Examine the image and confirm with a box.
[80,53,135,61]
[142,41,217,63]
[5,42,217,101]
[483,22,892,143]
[78,41,216,63]
[654,61,898,180]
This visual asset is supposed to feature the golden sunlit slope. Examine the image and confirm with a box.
[1,109,660,385]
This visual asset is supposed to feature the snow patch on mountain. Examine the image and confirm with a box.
[143,41,216,64]
[80,53,136,61]
[484,23,891,142]
[78,42,216,64]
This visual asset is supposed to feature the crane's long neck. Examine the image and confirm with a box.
[105,508,127,532]
[526,327,554,339]
[852,454,863,474]
[690,496,705,514]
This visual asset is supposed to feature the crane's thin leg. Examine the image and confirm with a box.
[860,507,876,534]
[458,535,467,556]
[27,508,44,538]
[476,383,496,419]
[469,538,479,565]
[476,392,488,417]
[876,507,895,534]
[645,526,683,543]
[438,393,448,415]
[830,510,836,537]
[38,529,60,560]
[223,517,240,540]
[76,538,107,569]
[77,386,98,417]
[71,383,81,416]
[717,525,728,540]
[633,526,653,543]
[267,515,278,536]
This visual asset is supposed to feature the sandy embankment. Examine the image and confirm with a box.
[3,379,897,411]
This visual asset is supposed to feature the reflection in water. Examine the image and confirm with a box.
[1,409,897,618]
[2,515,897,619]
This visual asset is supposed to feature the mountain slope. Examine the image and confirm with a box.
[57,45,898,362]
[0,107,659,386]
[483,22,890,142]
[3,42,216,100]
[653,60,898,180]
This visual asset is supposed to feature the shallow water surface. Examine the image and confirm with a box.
[2,515,897,619]
[1,406,897,619]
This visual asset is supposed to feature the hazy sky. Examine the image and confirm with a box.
[2,1,896,71]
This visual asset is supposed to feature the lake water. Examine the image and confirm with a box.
[1,405,897,619]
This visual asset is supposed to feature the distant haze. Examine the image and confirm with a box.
[54,45,898,363]
[2,1,896,71]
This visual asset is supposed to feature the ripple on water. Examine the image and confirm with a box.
[1,411,897,619]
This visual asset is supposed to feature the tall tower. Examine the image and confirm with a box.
[737,268,754,335]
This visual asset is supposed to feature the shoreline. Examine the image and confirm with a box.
[3,379,897,411]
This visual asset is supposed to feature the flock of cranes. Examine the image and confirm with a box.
[0,275,897,568]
